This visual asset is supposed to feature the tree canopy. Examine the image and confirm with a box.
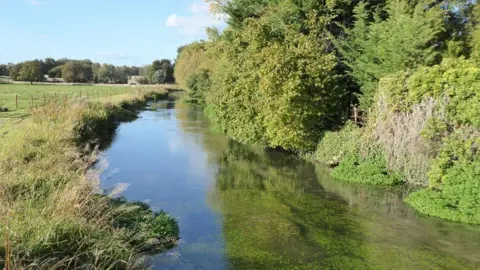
[19,60,44,84]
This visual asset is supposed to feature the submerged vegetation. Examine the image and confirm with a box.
[0,89,178,269]
[206,140,479,269]
[175,0,480,224]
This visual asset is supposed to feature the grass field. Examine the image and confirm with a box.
[0,84,157,118]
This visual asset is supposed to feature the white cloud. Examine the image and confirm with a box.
[166,1,225,36]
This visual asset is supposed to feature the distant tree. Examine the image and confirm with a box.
[152,69,167,84]
[9,63,23,81]
[42,58,57,74]
[56,58,69,66]
[139,65,151,78]
[62,61,93,83]
[149,59,174,83]
[48,66,63,78]
[0,64,7,76]
[19,60,44,84]
[151,60,162,71]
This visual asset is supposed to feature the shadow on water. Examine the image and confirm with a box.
[99,100,480,270]
[210,141,367,269]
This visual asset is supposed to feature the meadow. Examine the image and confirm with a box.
[0,84,149,119]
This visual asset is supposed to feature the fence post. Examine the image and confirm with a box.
[44,93,46,105]
[15,94,18,109]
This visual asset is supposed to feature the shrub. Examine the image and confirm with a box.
[314,122,402,186]
[206,13,347,151]
[186,69,211,105]
[377,58,480,223]
[407,129,480,224]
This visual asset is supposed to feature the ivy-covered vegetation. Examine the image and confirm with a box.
[175,0,480,224]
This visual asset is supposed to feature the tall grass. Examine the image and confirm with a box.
[0,88,177,269]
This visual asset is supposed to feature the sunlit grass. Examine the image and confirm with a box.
[0,84,174,119]
[0,87,178,269]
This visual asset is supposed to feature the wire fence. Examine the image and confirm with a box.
[0,87,134,112]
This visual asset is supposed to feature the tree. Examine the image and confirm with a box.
[62,61,93,83]
[333,1,446,108]
[174,42,209,88]
[19,61,44,84]
[148,59,174,84]
[9,63,23,81]
[48,66,63,78]
[0,64,7,76]
[42,58,57,75]
[152,69,167,84]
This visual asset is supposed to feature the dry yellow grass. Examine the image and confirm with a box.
[0,87,177,269]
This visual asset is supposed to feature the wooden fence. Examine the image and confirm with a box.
[0,88,132,112]
[349,105,368,126]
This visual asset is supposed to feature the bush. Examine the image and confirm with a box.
[185,69,211,105]
[205,13,347,151]
[407,130,480,224]
[314,122,402,185]
[313,122,362,164]
[377,58,480,223]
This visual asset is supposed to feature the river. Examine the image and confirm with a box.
[99,99,480,269]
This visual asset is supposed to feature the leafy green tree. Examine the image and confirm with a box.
[48,66,63,78]
[174,42,209,88]
[186,69,211,104]
[42,57,57,74]
[148,59,174,84]
[9,63,23,81]
[206,10,347,150]
[0,64,7,76]
[19,60,44,84]
[333,1,446,109]
[151,69,167,84]
[62,61,93,83]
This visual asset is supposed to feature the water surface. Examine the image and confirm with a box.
[100,100,480,269]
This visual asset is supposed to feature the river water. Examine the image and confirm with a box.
[99,100,480,270]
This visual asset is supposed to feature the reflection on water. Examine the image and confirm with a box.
[100,101,480,269]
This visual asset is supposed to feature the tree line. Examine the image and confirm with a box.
[0,58,175,84]
[175,0,480,224]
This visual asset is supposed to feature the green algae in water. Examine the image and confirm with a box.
[210,142,480,270]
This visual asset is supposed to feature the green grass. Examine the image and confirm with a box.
[0,88,178,269]
[0,84,146,119]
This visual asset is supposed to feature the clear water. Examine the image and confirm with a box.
[100,100,480,270]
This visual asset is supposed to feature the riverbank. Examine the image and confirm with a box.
[96,100,480,269]
[0,88,179,269]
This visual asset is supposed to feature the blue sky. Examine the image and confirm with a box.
[0,0,225,66]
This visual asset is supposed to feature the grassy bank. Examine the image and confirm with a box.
[0,84,178,119]
[0,88,178,269]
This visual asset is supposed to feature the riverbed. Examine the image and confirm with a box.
[99,99,480,269]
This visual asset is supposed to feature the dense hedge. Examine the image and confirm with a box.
[175,0,480,224]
